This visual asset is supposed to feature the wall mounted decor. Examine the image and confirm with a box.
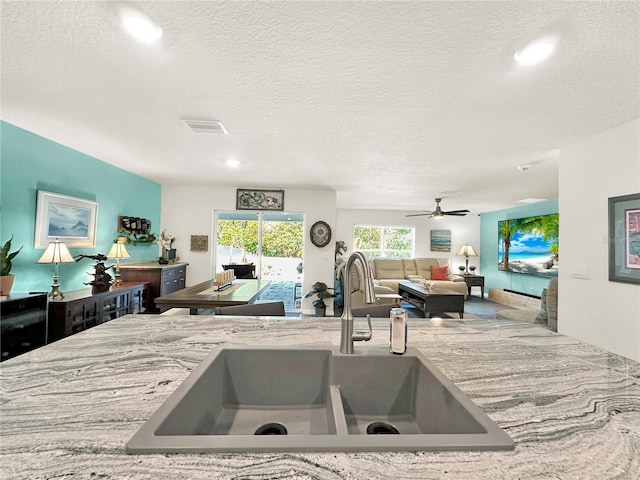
[236,188,284,211]
[35,191,98,249]
[191,235,208,252]
[117,216,157,245]
[430,229,451,252]
[310,221,332,248]
[608,192,640,284]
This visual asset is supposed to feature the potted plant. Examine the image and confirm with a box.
[303,281,335,317]
[1,235,23,295]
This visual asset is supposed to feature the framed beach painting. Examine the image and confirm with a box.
[35,191,98,249]
[430,229,451,252]
[608,193,640,284]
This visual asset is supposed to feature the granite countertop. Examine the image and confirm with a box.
[1,314,638,479]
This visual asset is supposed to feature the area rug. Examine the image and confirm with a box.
[401,295,506,320]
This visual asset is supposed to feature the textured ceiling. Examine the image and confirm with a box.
[1,1,638,214]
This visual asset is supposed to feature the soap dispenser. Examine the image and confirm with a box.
[389,307,407,354]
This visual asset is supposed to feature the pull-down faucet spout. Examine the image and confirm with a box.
[340,251,376,354]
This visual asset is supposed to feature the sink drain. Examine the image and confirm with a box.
[254,423,288,435]
[366,422,400,435]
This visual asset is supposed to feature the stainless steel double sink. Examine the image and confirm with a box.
[126,346,514,453]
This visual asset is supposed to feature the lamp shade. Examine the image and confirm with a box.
[37,240,75,264]
[456,244,478,257]
[107,242,131,259]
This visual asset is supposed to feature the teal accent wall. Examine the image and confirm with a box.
[480,199,558,298]
[0,121,161,294]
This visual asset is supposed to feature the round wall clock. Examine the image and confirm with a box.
[310,221,332,248]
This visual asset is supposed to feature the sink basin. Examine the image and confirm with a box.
[126,346,514,453]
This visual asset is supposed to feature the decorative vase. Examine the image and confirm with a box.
[0,274,15,295]
[314,306,326,317]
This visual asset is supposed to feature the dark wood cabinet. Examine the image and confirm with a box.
[119,262,188,312]
[1,293,48,362]
[48,283,148,342]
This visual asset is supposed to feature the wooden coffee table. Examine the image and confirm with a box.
[398,280,465,318]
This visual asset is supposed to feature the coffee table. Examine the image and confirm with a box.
[154,278,271,314]
[398,280,465,318]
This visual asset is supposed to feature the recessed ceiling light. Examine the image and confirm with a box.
[226,159,240,168]
[120,9,162,43]
[514,41,554,65]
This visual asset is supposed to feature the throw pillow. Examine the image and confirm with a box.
[535,288,548,323]
[368,262,376,279]
[431,265,449,280]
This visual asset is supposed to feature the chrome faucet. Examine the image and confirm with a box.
[340,251,375,354]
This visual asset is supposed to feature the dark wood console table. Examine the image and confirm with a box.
[47,283,148,342]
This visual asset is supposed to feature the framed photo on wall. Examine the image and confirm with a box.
[236,188,284,211]
[35,191,98,249]
[608,192,640,284]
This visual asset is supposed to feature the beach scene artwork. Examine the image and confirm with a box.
[498,214,559,278]
[430,229,451,252]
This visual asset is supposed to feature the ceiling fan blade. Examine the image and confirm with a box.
[444,212,468,216]
[443,209,470,215]
[406,212,433,217]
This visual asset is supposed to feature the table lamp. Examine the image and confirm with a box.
[456,244,478,275]
[37,239,75,299]
[107,240,131,286]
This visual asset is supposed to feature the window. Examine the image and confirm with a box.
[353,225,415,259]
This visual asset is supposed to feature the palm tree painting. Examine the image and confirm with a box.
[498,214,559,278]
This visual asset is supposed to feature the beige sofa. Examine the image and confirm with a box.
[372,258,467,295]
[340,257,468,308]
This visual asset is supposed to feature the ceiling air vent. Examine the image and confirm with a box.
[182,120,228,135]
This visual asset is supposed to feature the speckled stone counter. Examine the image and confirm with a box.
[1,314,639,479]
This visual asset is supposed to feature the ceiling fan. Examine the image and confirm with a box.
[406,198,470,219]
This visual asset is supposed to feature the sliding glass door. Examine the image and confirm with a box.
[215,211,304,310]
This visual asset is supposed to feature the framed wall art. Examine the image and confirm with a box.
[608,192,640,284]
[430,229,451,252]
[236,188,284,211]
[191,235,208,252]
[35,190,98,249]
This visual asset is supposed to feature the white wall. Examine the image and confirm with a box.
[336,209,481,271]
[559,118,640,361]
[161,186,337,314]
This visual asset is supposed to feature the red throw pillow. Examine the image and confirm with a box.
[368,262,376,279]
[431,266,449,280]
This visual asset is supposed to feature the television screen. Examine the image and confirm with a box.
[498,213,559,278]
